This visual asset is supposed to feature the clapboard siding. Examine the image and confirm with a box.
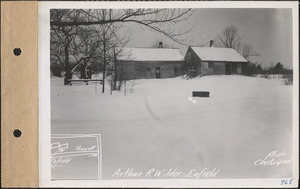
[117,61,184,80]
[184,47,247,77]
[184,48,202,76]
[214,62,226,75]
[199,62,214,75]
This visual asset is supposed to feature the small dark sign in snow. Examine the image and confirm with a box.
[192,91,210,97]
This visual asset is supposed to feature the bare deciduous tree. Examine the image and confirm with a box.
[51,9,193,85]
[50,10,87,84]
[241,43,260,60]
[51,25,102,84]
[215,25,259,60]
[215,25,243,52]
[51,9,193,44]
[51,9,131,85]
[90,10,132,92]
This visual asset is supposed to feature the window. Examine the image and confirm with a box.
[209,62,214,68]
[146,67,150,72]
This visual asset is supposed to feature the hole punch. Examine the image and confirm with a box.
[13,48,22,56]
[13,129,22,138]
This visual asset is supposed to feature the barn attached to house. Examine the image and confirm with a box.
[184,45,248,76]
[116,47,185,80]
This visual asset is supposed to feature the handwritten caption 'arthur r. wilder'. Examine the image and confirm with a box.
[112,168,220,179]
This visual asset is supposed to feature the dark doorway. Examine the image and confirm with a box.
[225,63,231,75]
[231,63,237,74]
[156,67,161,78]
[174,67,178,77]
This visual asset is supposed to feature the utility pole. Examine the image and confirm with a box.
[102,31,106,93]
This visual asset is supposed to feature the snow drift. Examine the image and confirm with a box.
[51,75,293,179]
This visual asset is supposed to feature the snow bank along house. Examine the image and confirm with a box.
[185,41,248,76]
[116,45,185,80]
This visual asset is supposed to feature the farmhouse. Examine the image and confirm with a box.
[185,43,248,76]
[116,47,185,80]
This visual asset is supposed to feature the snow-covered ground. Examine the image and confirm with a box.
[51,75,293,179]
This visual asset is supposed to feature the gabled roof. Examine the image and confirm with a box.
[190,47,248,62]
[117,47,184,62]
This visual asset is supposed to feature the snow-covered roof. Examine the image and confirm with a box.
[117,47,184,62]
[190,47,248,62]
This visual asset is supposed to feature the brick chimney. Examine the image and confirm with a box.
[159,42,163,48]
[210,40,214,47]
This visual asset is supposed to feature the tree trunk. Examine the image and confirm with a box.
[64,70,72,85]
[64,44,72,85]
[113,48,117,90]
[102,32,106,93]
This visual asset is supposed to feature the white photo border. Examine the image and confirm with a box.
[39,1,299,187]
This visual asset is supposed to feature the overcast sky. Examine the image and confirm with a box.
[124,8,293,69]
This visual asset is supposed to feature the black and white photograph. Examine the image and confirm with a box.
[38,1,298,187]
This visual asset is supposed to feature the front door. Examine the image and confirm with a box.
[225,63,231,75]
[156,67,161,78]
[231,63,237,74]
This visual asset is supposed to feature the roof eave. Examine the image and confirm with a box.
[117,59,185,62]
[201,60,248,63]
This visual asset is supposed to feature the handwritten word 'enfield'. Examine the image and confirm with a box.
[254,150,292,166]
